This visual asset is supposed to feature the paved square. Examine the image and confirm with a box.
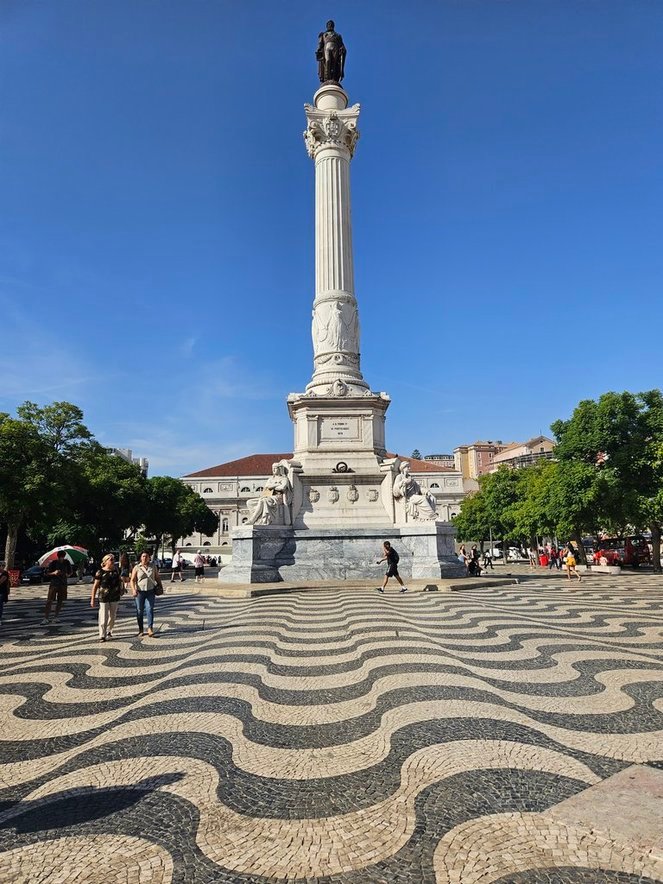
[0,577,662,883]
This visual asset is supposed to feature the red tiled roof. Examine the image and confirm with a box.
[388,454,455,473]
[184,452,456,478]
[184,454,293,478]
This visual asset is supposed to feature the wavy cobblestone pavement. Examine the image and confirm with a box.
[0,577,662,883]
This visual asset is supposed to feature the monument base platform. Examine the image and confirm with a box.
[219,523,465,583]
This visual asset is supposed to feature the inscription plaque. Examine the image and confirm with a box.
[320,416,361,441]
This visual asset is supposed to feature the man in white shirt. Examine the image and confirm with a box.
[193,550,205,584]
[171,551,184,582]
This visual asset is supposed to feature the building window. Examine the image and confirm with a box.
[430,483,439,489]
[241,517,248,524]
[202,487,213,494]
[222,518,229,533]
[240,486,250,493]
[255,486,263,492]
[203,541,211,546]
[222,542,229,546]
[185,542,192,546]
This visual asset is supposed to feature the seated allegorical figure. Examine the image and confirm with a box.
[392,461,438,522]
[247,461,293,526]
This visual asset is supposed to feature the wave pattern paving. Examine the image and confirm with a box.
[1,578,662,882]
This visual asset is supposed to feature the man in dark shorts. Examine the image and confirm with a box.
[42,550,72,624]
[376,541,407,594]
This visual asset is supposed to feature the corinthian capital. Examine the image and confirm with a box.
[303,104,360,159]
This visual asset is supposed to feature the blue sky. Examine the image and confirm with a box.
[1,1,661,475]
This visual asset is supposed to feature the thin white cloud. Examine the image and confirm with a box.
[178,336,197,358]
[0,297,110,401]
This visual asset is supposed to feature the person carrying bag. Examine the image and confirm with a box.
[130,551,163,637]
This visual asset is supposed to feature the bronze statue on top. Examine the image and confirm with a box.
[316,20,346,84]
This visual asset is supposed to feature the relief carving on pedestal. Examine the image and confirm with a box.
[328,486,339,503]
[367,488,379,502]
[308,488,320,503]
[347,485,359,503]
[312,301,359,356]
[326,379,348,397]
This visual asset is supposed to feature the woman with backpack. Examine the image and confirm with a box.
[376,541,408,594]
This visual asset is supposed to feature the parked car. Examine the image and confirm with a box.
[593,536,651,568]
[506,547,528,562]
[21,565,46,584]
[487,544,528,562]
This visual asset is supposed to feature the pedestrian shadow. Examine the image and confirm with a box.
[2,773,184,834]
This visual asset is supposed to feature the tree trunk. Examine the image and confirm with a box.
[573,528,586,564]
[651,523,662,574]
[4,521,19,569]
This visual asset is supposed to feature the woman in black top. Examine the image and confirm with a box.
[90,553,123,641]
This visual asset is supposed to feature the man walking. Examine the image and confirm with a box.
[42,550,71,624]
[171,551,185,582]
[193,549,205,584]
[376,541,407,594]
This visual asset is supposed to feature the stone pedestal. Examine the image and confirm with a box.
[286,390,394,528]
[219,523,464,583]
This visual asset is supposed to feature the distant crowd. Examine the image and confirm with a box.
[457,542,583,581]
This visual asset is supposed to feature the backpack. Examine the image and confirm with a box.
[392,549,399,564]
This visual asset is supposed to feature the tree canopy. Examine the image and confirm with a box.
[143,476,219,557]
[0,400,218,567]
[455,389,663,569]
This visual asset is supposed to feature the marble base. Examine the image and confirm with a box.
[219,523,464,583]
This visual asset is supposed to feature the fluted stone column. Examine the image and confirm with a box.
[304,84,368,396]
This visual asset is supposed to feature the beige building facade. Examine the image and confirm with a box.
[490,435,555,470]
[453,441,511,480]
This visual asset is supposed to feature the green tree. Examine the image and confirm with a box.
[509,460,558,547]
[144,477,219,556]
[629,390,663,572]
[17,400,92,459]
[453,487,491,544]
[133,533,151,556]
[481,468,522,542]
[410,449,422,461]
[0,416,50,566]
[454,468,522,549]
[47,444,148,559]
[551,390,663,563]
